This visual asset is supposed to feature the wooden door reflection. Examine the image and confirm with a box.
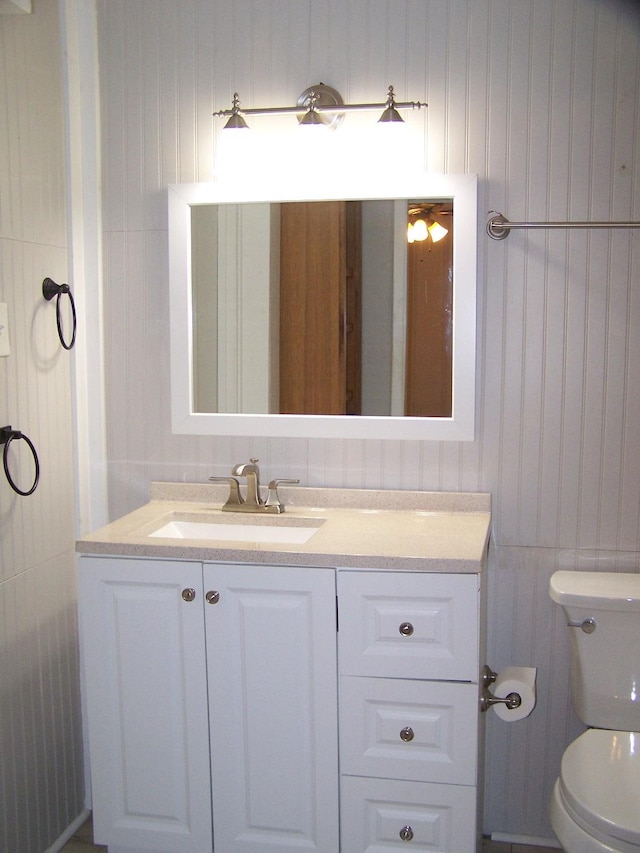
[279,201,362,415]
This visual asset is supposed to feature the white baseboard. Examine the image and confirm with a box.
[491,831,561,848]
[44,809,91,853]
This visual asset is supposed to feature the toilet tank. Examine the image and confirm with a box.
[550,571,640,730]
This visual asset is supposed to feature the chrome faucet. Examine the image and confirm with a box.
[232,458,262,506]
[209,458,299,513]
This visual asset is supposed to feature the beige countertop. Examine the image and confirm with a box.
[77,482,491,572]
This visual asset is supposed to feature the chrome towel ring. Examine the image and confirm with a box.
[0,426,40,496]
[42,277,77,350]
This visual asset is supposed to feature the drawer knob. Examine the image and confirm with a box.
[206,590,220,604]
[181,588,196,602]
[399,825,414,842]
[400,726,414,742]
[399,621,414,636]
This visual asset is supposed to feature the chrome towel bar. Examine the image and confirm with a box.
[487,211,640,240]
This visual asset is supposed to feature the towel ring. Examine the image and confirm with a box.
[1,426,40,496]
[42,277,77,350]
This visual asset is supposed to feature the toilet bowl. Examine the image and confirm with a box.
[549,572,640,853]
[550,729,640,852]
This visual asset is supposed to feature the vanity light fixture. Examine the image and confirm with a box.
[214,83,427,130]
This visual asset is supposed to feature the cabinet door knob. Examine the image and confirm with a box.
[399,825,414,841]
[399,621,414,636]
[206,590,220,604]
[400,726,414,742]
[181,588,196,602]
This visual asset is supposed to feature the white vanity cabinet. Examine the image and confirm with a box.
[79,556,339,853]
[79,552,485,852]
[337,570,482,852]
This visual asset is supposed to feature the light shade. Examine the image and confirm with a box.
[223,112,249,130]
[299,107,326,127]
[428,220,448,242]
[378,105,404,124]
[412,219,428,241]
[378,84,405,124]
[223,93,250,129]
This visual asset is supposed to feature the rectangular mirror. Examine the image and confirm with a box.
[168,173,477,440]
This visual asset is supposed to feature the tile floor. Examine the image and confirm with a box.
[60,817,560,852]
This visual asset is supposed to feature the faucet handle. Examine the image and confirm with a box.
[264,478,300,512]
[209,476,244,507]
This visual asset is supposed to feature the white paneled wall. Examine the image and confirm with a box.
[96,0,640,840]
[0,2,84,850]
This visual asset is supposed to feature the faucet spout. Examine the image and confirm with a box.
[231,458,262,507]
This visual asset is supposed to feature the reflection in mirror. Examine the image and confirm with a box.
[168,174,477,440]
[191,200,454,419]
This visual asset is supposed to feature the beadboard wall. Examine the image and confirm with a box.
[96,0,640,841]
[0,2,85,851]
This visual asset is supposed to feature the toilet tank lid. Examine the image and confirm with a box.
[550,571,640,610]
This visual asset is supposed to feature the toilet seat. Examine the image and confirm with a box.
[557,729,640,851]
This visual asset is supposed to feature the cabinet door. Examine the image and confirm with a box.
[79,556,213,853]
[204,563,339,852]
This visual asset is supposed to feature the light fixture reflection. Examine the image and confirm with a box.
[428,220,448,243]
[407,204,451,244]
[412,219,428,241]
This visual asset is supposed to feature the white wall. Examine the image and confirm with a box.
[0,1,85,849]
[96,0,640,840]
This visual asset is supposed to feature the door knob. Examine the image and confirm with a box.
[181,588,196,602]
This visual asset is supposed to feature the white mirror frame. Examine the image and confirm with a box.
[168,173,477,440]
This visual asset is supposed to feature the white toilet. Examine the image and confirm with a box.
[549,571,640,852]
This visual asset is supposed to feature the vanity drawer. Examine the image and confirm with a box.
[337,571,479,681]
[339,676,477,785]
[340,775,477,852]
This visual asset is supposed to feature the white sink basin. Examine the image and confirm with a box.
[149,519,320,545]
